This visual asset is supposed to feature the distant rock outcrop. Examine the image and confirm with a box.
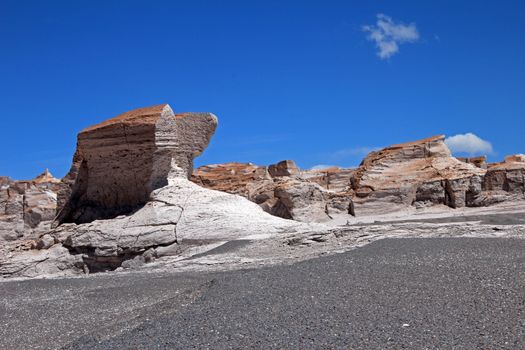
[0,170,63,242]
[193,136,525,220]
[192,161,354,222]
[192,162,272,197]
[350,135,487,214]
[457,156,487,169]
[475,155,525,206]
[268,160,300,177]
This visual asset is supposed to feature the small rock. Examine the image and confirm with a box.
[34,234,55,250]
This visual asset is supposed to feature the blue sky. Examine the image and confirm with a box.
[1,0,524,179]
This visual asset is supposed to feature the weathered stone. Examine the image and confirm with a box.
[504,154,525,163]
[270,180,330,222]
[3,109,525,280]
[0,170,63,242]
[457,156,487,169]
[191,163,356,222]
[191,137,525,221]
[445,177,471,208]
[303,167,355,193]
[191,162,271,197]
[351,135,486,214]
[154,242,180,257]
[469,155,525,206]
[56,104,217,225]
[268,160,300,177]
[47,177,312,272]
[415,180,446,206]
[0,245,84,278]
[34,234,55,250]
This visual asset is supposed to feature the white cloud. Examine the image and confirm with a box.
[444,133,494,155]
[363,14,420,59]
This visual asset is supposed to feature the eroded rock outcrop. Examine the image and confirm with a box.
[192,161,355,222]
[1,104,316,278]
[473,155,525,206]
[192,162,272,197]
[350,135,487,214]
[268,160,300,177]
[0,170,63,242]
[2,105,525,279]
[193,136,525,221]
[194,137,493,220]
[457,156,487,169]
[56,104,218,225]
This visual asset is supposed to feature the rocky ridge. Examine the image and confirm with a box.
[1,105,524,279]
[193,135,525,220]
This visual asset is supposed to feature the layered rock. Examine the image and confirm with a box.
[350,135,487,214]
[194,136,495,220]
[56,104,217,224]
[193,136,525,220]
[302,167,355,193]
[457,156,487,169]
[192,162,271,197]
[268,160,300,177]
[271,180,331,222]
[473,155,525,206]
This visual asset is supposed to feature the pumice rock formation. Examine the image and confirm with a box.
[350,135,486,214]
[0,169,63,242]
[192,161,354,222]
[193,135,525,221]
[351,137,525,212]
[56,104,218,224]
[478,155,525,205]
[1,104,312,278]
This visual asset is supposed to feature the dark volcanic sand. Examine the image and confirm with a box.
[2,237,525,349]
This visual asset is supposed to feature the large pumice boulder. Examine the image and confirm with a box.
[56,104,217,224]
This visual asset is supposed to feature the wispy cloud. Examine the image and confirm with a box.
[363,14,420,59]
[445,133,494,155]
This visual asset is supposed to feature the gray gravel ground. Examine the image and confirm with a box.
[2,237,525,349]
[361,211,525,226]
